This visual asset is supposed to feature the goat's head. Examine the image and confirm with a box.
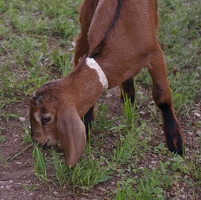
[29,80,86,167]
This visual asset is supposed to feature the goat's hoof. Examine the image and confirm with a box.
[167,137,185,155]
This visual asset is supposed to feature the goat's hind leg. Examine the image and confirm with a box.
[74,0,99,66]
[148,50,184,155]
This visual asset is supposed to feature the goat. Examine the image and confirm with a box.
[30,0,185,167]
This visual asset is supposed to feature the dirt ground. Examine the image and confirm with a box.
[0,86,201,200]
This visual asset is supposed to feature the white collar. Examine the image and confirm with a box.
[86,57,108,89]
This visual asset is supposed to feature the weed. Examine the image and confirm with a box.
[116,178,136,200]
[93,103,113,132]
[112,128,141,165]
[22,184,39,191]
[0,135,6,143]
[193,163,201,182]
[154,142,168,155]
[170,154,189,174]
[0,112,19,122]
[116,165,173,200]
[23,127,32,144]
[51,150,68,187]
[51,49,73,77]
[51,150,111,192]
[69,156,111,192]
[32,144,47,181]
[123,94,137,125]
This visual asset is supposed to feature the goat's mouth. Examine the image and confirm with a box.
[42,139,50,148]
[42,138,58,148]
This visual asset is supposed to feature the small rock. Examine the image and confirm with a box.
[15,162,22,165]
[19,117,26,122]
[6,185,11,190]
[150,101,154,105]
[196,131,201,137]
[194,113,200,118]
[31,12,40,16]
[105,93,112,98]
[71,41,75,47]
[139,136,144,141]
[192,109,200,113]
[188,132,194,136]
[151,160,157,164]
[137,91,143,95]
[97,186,106,192]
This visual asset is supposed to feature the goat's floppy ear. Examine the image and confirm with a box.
[57,105,86,167]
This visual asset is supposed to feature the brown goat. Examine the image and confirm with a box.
[30,0,184,167]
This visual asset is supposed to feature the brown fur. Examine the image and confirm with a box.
[30,0,184,167]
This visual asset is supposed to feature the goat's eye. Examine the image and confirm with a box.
[41,117,51,124]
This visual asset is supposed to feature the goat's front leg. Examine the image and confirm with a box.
[148,50,184,155]
[120,77,135,103]
[83,106,94,139]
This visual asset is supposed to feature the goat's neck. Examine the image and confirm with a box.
[63,62,104,117]
[94,55,142,89]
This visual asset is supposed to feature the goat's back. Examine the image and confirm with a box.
[88,0,159,59]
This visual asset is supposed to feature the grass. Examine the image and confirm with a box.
[32,144,47,181]
[1,0,201,199]
[50,150,112,192]
[116,165,173,200]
